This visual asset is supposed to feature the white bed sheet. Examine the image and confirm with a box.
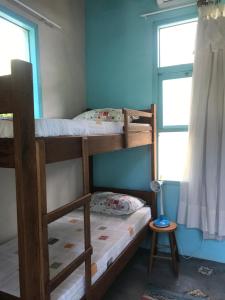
[0,207,151,300]
[0,119,124,138]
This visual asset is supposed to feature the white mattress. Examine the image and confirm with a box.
[0,119,124,138]
[0,207,151,300]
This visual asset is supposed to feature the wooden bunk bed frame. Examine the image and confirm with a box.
[0,60,157,300]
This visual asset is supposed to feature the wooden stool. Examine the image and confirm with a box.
[149,221,179,276]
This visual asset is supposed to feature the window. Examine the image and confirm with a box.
[156,19,197,181]
[0,6,42,118]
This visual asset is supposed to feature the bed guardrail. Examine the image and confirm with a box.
[123,104,157,181]
[122,107,153,147]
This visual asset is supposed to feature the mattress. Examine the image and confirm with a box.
[0,119,124,138]
[0,207,151,299]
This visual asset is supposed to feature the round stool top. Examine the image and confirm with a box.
[149,221,177,233]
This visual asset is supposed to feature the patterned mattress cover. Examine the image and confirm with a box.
[0,207,151,300]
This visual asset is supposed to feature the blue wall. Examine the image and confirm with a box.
[86,0,225,263]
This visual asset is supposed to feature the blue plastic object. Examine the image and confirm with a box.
[154,215,170,228]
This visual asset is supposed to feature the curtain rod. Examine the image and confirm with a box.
[140,2,196,18]
[7,0,62,30]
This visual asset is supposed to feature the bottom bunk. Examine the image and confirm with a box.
[0,205,151,300]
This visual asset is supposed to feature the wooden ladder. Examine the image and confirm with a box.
[0,60,92,300]
[35,137,92,300]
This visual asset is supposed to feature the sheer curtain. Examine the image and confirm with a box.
[178,4,225,240]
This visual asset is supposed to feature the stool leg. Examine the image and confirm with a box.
[172,232,180,262]
[154,233,158,255]
[169,232,179,276]
[148,231,157,274]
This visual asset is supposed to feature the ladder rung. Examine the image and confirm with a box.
[49,246,93,292]
[47,193,91,224]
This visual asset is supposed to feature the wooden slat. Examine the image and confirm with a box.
[82,138,92,299]
[49,247,93,292]
[36,140,50,300]
[82,138,90,194]
[126,132,152,148]
[0,131,152,167]
[12,60,45,300]
[123,109,152,118]
[0,75,13,114]
[127,123,152,132]
[44,136,82,163]
[0,291,19,300]
[88,134,124,155]
[150,104,157,181]
[89,156,94,192]
[123,109,129,148]
[47,193,91,224]
[88,133,151,155]
[0,139,14,168]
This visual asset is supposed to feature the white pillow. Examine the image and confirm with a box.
[90,192,145,216]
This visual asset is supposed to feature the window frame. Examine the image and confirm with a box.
[0,5,42,118]
[152,11,198,182]
[158,69,193,132]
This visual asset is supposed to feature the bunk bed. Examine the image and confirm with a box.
[0,60,157,300]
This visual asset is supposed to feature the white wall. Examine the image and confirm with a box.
[0,0,85,242]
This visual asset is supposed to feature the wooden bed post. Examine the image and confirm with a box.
[12,60,46,300]
[150,104,157,181]
[82,138,92,299]
[89,156,94,193]
[123,108,129,148]
[36,140,51,300]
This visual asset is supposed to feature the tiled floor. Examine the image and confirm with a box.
[103,248,225,300]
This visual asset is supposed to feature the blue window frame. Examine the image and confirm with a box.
[153,12,198,181]
[0,5,42,118]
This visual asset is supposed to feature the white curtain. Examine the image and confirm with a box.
[178,4,225,240]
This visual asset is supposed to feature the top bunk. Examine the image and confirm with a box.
[0,60,157,168]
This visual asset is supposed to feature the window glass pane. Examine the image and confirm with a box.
[159,21,197,67]
[0,17,30,76]
[158,132,188,181]
[163,77,192,127]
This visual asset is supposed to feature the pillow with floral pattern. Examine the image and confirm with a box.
[90,192,145,215]
[73,108,135,123]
